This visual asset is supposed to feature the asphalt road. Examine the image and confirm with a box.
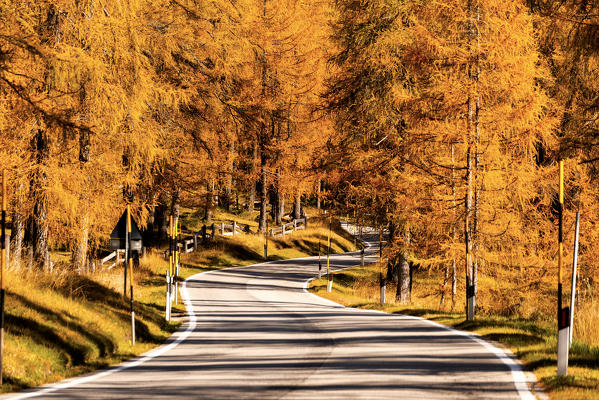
[7,234,538,399]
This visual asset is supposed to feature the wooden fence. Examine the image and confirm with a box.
[99,218,307,268]
[269,218,306,237]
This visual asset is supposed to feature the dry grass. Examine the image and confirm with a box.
[1,210,356,394]
[572,296,599,348]
[2,251,178,393]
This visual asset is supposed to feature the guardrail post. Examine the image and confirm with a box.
[233,221,237,236]
[193,234,198,251]
[211,223,215,238]
[221,222,225,235]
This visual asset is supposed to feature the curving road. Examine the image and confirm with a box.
[6,235,538,399]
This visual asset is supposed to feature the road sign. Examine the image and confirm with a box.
[110,210,143,251]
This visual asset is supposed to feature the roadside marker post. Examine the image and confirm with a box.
[123,234,128,299]
[109,208,143,331]
[465,213,475,321]
[264,221,268,261]
[165,270,171,321]
[326,219,332,293]
[126,205,135,345]
[174,219,180,304]
[379,229,385,305]
[165,216,173,320]
[170,216,174,303]
[557,160,570,376]
[176,219,181,276]
[569,211,580,347]
[353,207,357,248]
[361,248,364,266]
[318,240,322,279]
[0,169,7,385]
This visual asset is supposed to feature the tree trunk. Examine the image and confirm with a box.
[293,192,301,219]
[396,227,411,304]
[31,129,50,270]
[155,192,169,241]
[451,257,457,310]
[451,143,457,309]
[258,169,268,232]
[247,142,257,213]
[224,140,235,212]
[440,264,449,307]
[316,180,321,212]
[73,218,89,272]
[10,208,24,270]
[277,197,284,225]
[269,187,277,222]
[396,253,411,304]
[472,0,481,310]
[386,256,398,284]
[205,181,214,222]
[147,198,156,237]
[73,129,91,272]
[171,187,181,222]
[465,0,476,318]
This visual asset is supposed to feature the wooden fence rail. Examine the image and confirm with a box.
[269,218,306,237]
[100,249,125,269]
[100,217,308,268]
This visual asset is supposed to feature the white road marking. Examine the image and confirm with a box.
[301,251,538,400]
[9,237,539,400]
[9,278,198,400]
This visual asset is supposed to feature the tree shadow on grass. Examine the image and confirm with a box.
[10,292,116,358]
[393,308,458,318]
[6,314,88,366]
[541,374,599,392]
[525,351,599,371]
[3,375,33,392]
[50,275,169,344]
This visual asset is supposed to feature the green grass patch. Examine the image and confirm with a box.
[309,263,599,400]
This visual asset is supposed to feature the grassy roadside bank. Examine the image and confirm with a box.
[1,212,355,394]
[309,263,599,400]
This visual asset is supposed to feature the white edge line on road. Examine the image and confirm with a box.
[5,244,372,399]
[301,273,537,400]
[8,277,199,400]
[13,237,513,399]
